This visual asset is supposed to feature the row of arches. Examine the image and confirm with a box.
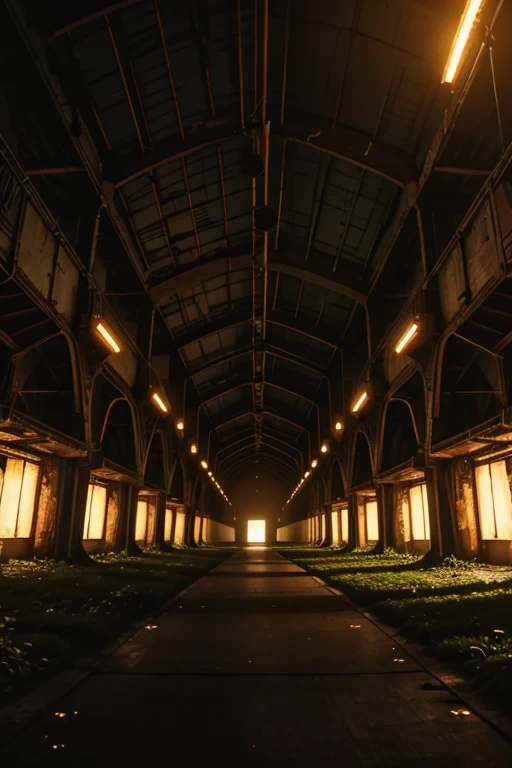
[4,332,192,497]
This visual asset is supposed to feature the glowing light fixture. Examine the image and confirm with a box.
[311,459,318,468]
[200,460,208,469]
[208,471,213,477]
[94,320,121,354]
[442,0,483,84]
[151,390,168,414]
[335,421,343,431]
[351,391,368,413]
[305,471,310,478]
[320,442,329,454]
[190,443,198,455]
[395,322,419,354]
[176,419,184,431]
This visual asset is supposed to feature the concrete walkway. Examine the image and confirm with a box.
[3,548,512,766]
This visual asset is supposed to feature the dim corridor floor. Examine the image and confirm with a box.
[2,547,512,766]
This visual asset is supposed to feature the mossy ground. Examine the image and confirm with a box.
[0,547,231,706]
[277,546,512,708]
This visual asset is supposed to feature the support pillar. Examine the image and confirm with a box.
[153,491,166,549]
[169,506,177,544]
[37,457,91,563]
[322,503,332,546]
[375,484,394,553]
[347,494,358,551]
[424,463,457,562]
[185,506,197,547]
[114,484,141,555]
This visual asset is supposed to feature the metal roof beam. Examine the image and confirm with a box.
[188,343,326,379]
[111,110,413,189]
[214,433,303,462]
[200,379,316,408]
[152,247,366,307]
[212,409,306,435]
[175,309,340,350]
[217,440,299,471]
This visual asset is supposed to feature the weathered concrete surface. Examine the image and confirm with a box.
[2,548,512,766]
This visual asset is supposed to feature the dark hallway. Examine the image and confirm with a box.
[2,0,512,762]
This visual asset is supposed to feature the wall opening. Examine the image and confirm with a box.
[475,460,512,540]
[83,483,107,540]
[247,519,266,543]
[357,494,379,547]
[399,481,431,552]
[0,457,39,539]
[164,505,175,542]
[135,492,157,546]
[332,502,349,546]
[174,506,187,545]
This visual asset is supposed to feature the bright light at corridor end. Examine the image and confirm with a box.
[247,520,266,543]
[442,0,483,84]
[395,322,419,354]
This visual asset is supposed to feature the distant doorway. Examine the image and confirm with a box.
[247,519,266,543]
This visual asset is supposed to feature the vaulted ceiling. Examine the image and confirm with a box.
[2,0,505,503]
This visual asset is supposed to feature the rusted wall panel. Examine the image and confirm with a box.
[53,245,79,323]
[453,458,479,559]
[494,183,512,261]
[437,243,465,323]
[17,203,54,297]
[465,201,501,297]
[383,347,412,384]
[107,349,138,388]
[17,204,80,324]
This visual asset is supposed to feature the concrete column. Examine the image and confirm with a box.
[185,506,197,547]
[323,503,333,546]
[153,491,167,549]
[425,463,457,561]
[375,484,394,553]
[104,483,126,552]
[35,457,91,563]
[169,505,177,544]
[347,494,358,551]
[114,484,141,555]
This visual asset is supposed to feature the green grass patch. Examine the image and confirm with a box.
[0,547,231,706]
[277,546,512,708]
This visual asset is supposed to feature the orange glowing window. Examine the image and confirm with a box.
[0,458,39,538]
[340,504,349,544]
[365,499,379,541]
[475,460,512,540]
[135,499,148,542]
[174,509,186,545]
[409,483,431,541]
[83,484,107,540]
[331,508,340,546]
[164,506,175,541]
